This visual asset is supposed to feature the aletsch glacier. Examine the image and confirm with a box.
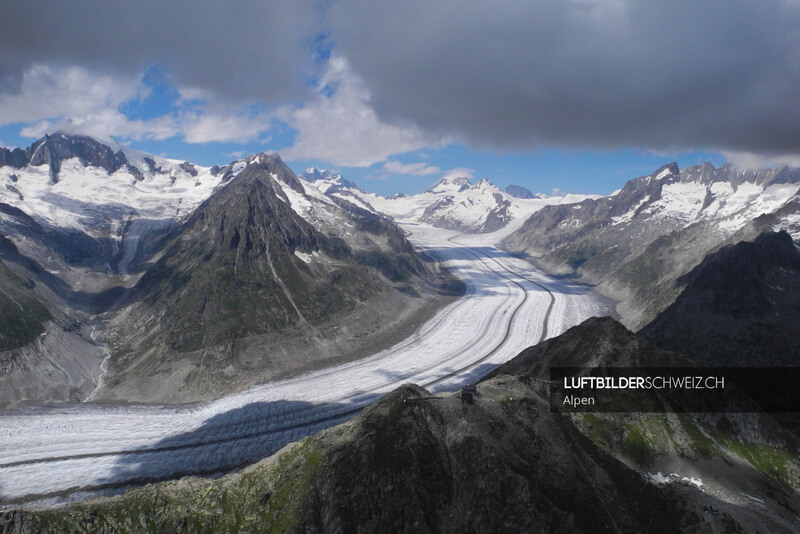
[3,133,800,507]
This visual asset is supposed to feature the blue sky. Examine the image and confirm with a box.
[0,64,729,197]
[2,2,798,197]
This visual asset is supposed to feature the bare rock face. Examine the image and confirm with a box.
[0,146,28,168]
[26,134,130,183]
[504,183,535,198]
[640,230,800,366]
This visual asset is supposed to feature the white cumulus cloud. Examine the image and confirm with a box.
[0,64,144,126]
[1,63,274,146]
[180,109,272,144]
[722,150,800,170]
[280,56,442,167]
[382,160,441,175]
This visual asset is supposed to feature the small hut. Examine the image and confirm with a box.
[461,384,478,405]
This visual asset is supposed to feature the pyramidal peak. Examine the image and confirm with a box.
[302,166,343,182]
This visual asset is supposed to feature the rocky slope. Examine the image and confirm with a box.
[640,230,800,366]
[504,183,535,198]
[0,246,50,351]
[6,317,798,533]
[503,162,800,328]
[0,205,108,407]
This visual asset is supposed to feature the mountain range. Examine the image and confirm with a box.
[3,133,800,531]
[503,162,800,328]
[0,134,460,406]
[3,135,800,407]
[305,171,597,234]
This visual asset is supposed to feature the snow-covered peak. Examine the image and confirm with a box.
[473,178,499,192]
[302,166,343,182]
[301,167,363,195]
[419,176,517,232]
[426,175,472,195]
[0,135,228,276]
[562,161,800,239]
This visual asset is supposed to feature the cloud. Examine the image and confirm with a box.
[279,57,441,166]
[181,109,272,144]
[0,1,315,104]
[381,160,441,175]
[2,64,273,145]
[4,1,800,164]
[19,111,180,141]
[0,64,144,125]
[330,0,800,157]
[441,167,474,181]
[723,151,800,170]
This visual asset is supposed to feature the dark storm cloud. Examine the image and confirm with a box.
[330,0,800,155]
[3,1,800,157]
[0,1,317,103]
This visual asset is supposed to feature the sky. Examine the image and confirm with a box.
[1,1,799,196]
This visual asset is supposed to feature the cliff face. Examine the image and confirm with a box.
[640,230,800,366]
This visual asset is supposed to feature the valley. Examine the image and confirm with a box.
[1,135,798,529]
[0,216,610,507]
[4,6,800,531]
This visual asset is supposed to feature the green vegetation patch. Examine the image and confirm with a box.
[25,439,323,533]
[578,414,618,451]
[676,413,718,457]
[623,424,656,467]
[725,440,797,486]
[0,264,51,351]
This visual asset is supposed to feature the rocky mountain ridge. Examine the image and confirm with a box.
[640,230,800,366]
[503,162,800,328]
